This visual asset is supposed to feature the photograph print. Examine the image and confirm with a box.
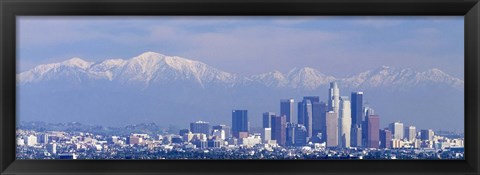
[16,16,464,160]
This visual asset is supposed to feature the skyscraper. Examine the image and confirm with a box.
[280,99,295,123]
[367,115,380,148]
[262,112,276,128]
[286,122,296,146]
[362,106,375,147]
[232,110,248,138]
[405,126,416,141]
[271,115,287,146]
[380,129,392,149]
[388,122,404,140]
[262,128,272,143]
[339,96,351,148]
[326,111,338,148]
[351,125,362,147]
[328,82,340,114]
[312,101,327,141]
[294,124,308,146]
[190,121,211,137]
[351,92,364,127]
[298,99,312,138]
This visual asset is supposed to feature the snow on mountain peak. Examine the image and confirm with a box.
[17,53,464,91]
[62,57,93,69]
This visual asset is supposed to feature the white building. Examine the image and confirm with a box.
[262,128,271,143]
[389,122,404,140]
[405,126,416,141]
[339,96,351,148]
[26,135,37,146]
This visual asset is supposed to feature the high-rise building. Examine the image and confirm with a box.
[298,96,319,138]
[351,125,362,147]
[367,115,380,148]
[351,92,364,127]
[286,122,296,146]
[326,111,338,148]
[262,128,272,142]
[294,124,308,146]
[420,129,434,141]
[280,98,295,123]
[405,126,416,141]
[232,110,248,138]
[328,82,340,114]
[362,106,375,147]
[339,96,351,148]
[312,101,327,142]
[212,125,230,139]
[190,121,210,137]
[388,122,404,140]
[272,115,287,146]
[380,129,392,149]
[262,112,276,128]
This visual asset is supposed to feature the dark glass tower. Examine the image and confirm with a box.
[232,110,248,138]
[262,112,275,128]
[351,92,364,127]
[280,99,294,123]
[272,115,287,146]
[190,121,211,137]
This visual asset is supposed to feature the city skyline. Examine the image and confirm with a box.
[16,80,465,160]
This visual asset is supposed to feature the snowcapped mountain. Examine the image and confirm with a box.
[17,51,464,91]
[18,52,240,88]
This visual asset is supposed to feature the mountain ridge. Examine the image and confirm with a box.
[17,52,464,91]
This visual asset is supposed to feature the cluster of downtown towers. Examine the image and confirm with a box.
[205,82,385,148]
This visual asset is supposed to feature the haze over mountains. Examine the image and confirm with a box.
[17,52,464,131]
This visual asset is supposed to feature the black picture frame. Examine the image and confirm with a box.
[1,0,479,174]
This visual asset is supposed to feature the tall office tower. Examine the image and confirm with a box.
[272,115,287,146]
[328,82,340,114]
[326,111,338,148]
[380,129,392,149]
[388,122,404,140]
[362,106,375,147]
[351,92,364,127]
[404,126,416,141]
[351,125,362,147]
[286,122,296,146]
[420,129,435,141]
[298,99,313,138]
[367,115,380,148]
[339,96,352,148]
[312,101,327,141]
[280,99,295,123]
[262,128,272,143]
[294,124,308,146]
[190,121,211,137]
[232,110,248,138]
[212,125,230,139]
[263,112,276,128]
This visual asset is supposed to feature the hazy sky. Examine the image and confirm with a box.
[17,16,464,78]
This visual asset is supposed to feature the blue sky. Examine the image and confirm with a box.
[17,16,464,77]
